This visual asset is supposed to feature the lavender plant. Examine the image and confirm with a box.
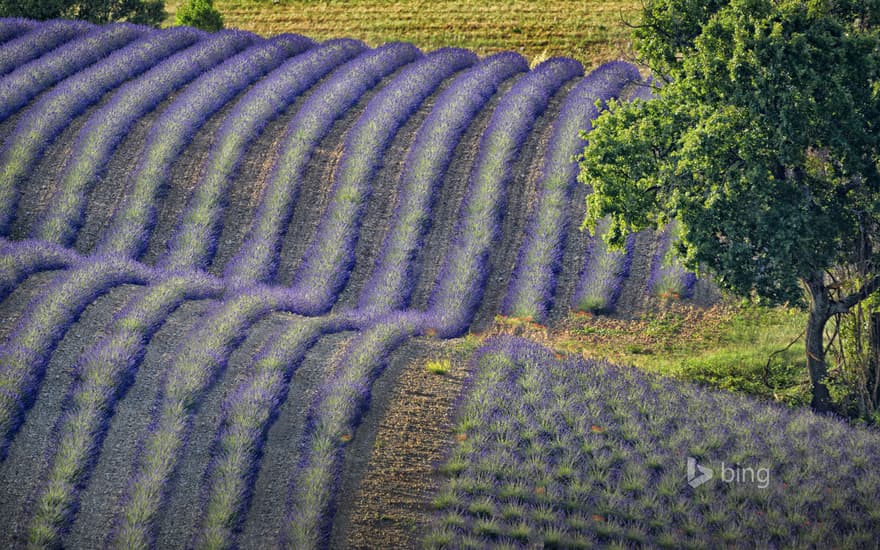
[0,257,152,458]
[288,48,477,313]
[0,237,79,302]
[222,42,421,285]
[282,312,424,548]
[26,272,224,549]
[93,35,316,260]
[358,52,528,313]
[427,58,582,337]
[0,18,35,46]
[0,28,210,234]
[35,29,253,247]
[426,336,880,549]
[0,23,149,123]
[504,62,640,321]
[160,38,365,272]
[647,221,697,300]
[571,217,635,314]
[0,19,94,77]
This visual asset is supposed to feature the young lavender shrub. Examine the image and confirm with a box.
[282,312,424,548]
[0,256,152,458]
[0,18,36,47]
[0,19,94,77]
[504,61,640,322]
[95,33,314,260]
[26,272,224,549]
[358,51,528,313]
[427,58,583,337]
[161,38,365,272]
[0,238,79,302]
[0,23,148,123]
[0,26,206,234]
[426,335,880,548]
[289,48,477,314]
[222,42,421,286]
[647,221,697,301]
[36,28,249,247]
[571,217,635,314]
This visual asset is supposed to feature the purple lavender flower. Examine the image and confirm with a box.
[0,19,95,77]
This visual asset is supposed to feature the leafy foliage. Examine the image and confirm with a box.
[0,0,164,25]
[175,0,224,32]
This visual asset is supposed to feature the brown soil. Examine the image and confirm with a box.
[0,270,59,341]
[471,77,579,332]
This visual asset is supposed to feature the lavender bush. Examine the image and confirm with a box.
[504,62,640,321]
[94,34,316,259]
[0,23,148,123]
[426,336,880,549]
[358,52,528,313]
[223,42,421,285]
[427,58,582,337]
[647,221,697,300]
[161,38,365,272]
[289,48,477,313]
[0,237,79,302]
[0,27,209,234]
[34,29,250,247]
[0,18,35,46]
[0,19,94,77]
[571,218,636,314]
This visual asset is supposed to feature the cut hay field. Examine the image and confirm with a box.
[163,0,640,69]
[0,16,876,550]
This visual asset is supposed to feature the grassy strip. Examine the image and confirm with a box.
[282,312,423,548]
[504,61,639,321]
[428,58,582,337]
[358,52,528,313]
[0,19,93,77]
[570,218,635,314]
[166,0,639,70]
[223,42,420,284]
[36,29,253,247]
[0,27,194,234]
[95,34,315,259]
[161,38,365,272]
[0,23,145,123]
[26,273,223,549]
[427,335,880,548]
[0,257,152,458]
[290,48,477,313]
[0,238,79,302]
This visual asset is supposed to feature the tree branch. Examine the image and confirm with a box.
[829,273,880,314]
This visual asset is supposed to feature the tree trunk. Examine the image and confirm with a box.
[805,274,833,412]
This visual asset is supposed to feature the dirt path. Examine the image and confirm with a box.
[471,78,579,332]
[0,270,59,341]
[0,285,138,549]
[64,298,216,549]
[337,338,472,549]
[409,75,524,311]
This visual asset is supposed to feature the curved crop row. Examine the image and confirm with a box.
[571,218,635,314]
[35,29,251,247]
[504,62,639,321]
[222,42,421,285]
[0,18,35,45]
[647,222,696,300]
[0,19,94,77]
[0,257,152,458]
[0,24,149,124]
[161,38,366,272]
[0,238,79,302]
[0,28,208,234]
[95,34,314,260]
[289,48,477,314]
[283,312,424,548]
[24,273,224,548]
[358,52,528,314]
[427,58,583,337]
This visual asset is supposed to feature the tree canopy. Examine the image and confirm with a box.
[580,0,880,411]
[0,0,164,25]
[175,0,224,32]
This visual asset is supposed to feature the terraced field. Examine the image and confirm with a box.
[0,19,705,548]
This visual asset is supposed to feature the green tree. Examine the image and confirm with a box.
[0,0,164,25]
[175,0,224,32]
[580,0,880,412]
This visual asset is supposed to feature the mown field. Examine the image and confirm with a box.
[0,14,876,550]
[163,0,640,69]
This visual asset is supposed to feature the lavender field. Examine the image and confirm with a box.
[0,18,714,549]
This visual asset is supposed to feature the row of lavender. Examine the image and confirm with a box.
[426,336,880,548]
